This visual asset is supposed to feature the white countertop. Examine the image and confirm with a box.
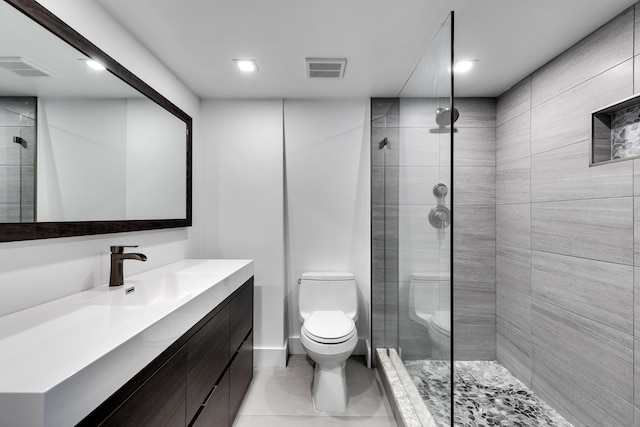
[0,259,253,427]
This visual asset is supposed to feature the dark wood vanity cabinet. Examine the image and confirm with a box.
[187,306,230,422]
[78,278,254,427]
[101,347,187,427]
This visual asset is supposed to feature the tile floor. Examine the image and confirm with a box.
[404,360,573,427]
[233,355,397,426]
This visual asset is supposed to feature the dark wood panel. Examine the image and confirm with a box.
[229,280,253,356]
[192,371,230,427]
[229,331,253,423]
[101,347,187,427]
[186,306,230,421]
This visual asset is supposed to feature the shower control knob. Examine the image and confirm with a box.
[433,183,448,198]
[429,206,451,229]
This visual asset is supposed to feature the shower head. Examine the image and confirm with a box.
[435,107,459,127]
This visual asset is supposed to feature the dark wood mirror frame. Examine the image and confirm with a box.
[2,0,192,242]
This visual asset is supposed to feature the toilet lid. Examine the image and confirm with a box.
[302,311,356,344]
[431,310,451,336]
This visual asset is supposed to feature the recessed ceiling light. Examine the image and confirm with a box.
[234,59,258,73]
[85,59,106,71]
[453,60,476,73]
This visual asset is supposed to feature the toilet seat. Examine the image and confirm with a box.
[430,310,451,337]
[302,311,356,344]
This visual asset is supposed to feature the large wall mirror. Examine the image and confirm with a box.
[1,0,192,242]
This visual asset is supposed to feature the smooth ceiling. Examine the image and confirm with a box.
[95,0,638,98]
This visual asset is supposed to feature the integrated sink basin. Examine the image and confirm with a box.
[87,272,216,306]
[0,259,254,427]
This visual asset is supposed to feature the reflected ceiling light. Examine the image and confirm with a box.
[453,60,476,73]
[234,59,258,73]
[85,59,106,71]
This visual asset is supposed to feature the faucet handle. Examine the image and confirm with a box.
[110,245,139,254]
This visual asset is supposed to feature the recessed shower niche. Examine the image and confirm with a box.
[592,94,640,165]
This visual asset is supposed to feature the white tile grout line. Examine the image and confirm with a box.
[376,348,437,427]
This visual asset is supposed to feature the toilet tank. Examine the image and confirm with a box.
[298,272,358,322]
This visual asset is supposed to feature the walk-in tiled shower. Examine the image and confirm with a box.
[368,7,621,425]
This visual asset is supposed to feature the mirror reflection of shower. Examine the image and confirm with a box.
[435,107,459,127]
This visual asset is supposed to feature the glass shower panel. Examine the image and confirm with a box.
[396,13,453,426]
[371,12,454,426]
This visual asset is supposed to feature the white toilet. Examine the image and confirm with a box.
[298,272,358,412]
[408,273,451,359]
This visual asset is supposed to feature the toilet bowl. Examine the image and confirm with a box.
[298,272,358,412]
[409,273,451,359]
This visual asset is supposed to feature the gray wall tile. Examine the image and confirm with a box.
[531,59,633,155]
[496,112,530,166]
[532,251,633,333]
[636,338,640,409]
[0,126,23,166]
[532,347,634,427]
[531,140,633,202]
[496,327,531,387]
[497,245,531,296]
[635,55,640,94]
[635,3,640,56]
[532,7,633,107]
[372,98,399,128]
[399,97,441,128]
[531,197,633,265]
[454,98,497,128]
[454,282,496,325]
[454,166,496,205]
[453,241,496,285]
[634,158,640,196]
[532,300,633,402]
[398,127,440,167]
[454,323,496,361]
[453,127,496,167]
[453,205,495,245]
[635,267,640,337]
[398,166,441,205]
[496,157,530,204]
[0,165,20,204]
[496,203,530,249]
[497,77,531,127]
[497,287,531,336]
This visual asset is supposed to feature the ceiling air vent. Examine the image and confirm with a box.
[0,57,55,77]
[305,58,347,79]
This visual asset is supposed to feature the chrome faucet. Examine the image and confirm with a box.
[109,245,147,287]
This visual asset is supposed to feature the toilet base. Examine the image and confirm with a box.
[311,361,348,413]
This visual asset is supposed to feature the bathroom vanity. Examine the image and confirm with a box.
[0,259,253,427]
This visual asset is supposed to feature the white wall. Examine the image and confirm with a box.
[200,99,287,367]
[0,0,200,318]
[283,100,371,358]
[200,99,371,366]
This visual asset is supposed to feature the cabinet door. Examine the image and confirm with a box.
[229,331,253,423]
[229,281,253,356]
[102,347,186,427]
[191,371,230,427]
[186,305,230,422]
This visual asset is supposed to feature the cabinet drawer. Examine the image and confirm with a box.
[102,347,186,427]
[191,371,230,427]
[229,280,253,356]
[229,331,253,423]
[186,306,230,422]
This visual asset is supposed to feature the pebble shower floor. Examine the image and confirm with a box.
[403,360,574,427]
